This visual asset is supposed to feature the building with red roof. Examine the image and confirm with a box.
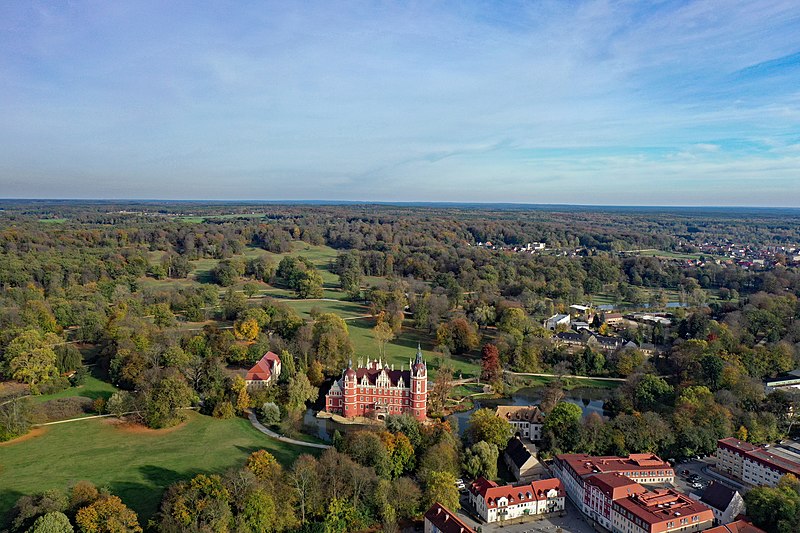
[611,488,714,533]
[325,346,427,421]
[704,519,766,533]
[584,472,648,530]
[245,351,282,388]
[423,503,475,533]
[467,476,564,523]
[716,437,800,487]
[554,452,674,509]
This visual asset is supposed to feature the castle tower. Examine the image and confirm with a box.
[342,359,357,418]
[410,344,427,421]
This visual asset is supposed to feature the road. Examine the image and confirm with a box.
[247,410,331,450]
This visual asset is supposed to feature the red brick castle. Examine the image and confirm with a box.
[325,345,428,421]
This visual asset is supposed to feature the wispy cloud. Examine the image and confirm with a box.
[0,1,798,204]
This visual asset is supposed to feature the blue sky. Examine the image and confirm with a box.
[1,1,799,205]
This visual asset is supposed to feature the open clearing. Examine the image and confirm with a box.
[0,411,312,523]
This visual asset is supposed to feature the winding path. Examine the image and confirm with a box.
[504,370,627,382]
[247,410,331,450]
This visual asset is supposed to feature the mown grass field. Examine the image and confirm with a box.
[0,412,313,524]
[30,375,118,404]
[512,374,621,390]
[281,299,370,320]
[347,318,480,379]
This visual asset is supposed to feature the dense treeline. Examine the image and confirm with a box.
[1,202,800,531]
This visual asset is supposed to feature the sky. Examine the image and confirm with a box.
[1,1,799,206]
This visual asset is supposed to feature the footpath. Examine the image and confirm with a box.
[247,410,331,450]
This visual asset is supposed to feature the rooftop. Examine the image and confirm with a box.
[245,351,281,382]
[557,453,672,478]
[585,472,647,500]
[699,482,738,512]
[469,477,563,509]
[424,503,476,533]
[496,405,545,423]
[704,519,766,533]
[614,489,713,526]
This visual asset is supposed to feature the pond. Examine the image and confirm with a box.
[451,386,611,436]
[303,385,613,441]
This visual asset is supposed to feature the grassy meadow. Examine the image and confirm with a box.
[0,412,313,523]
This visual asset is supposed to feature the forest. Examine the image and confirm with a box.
[0,201,799,532]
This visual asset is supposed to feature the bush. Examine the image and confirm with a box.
[213,401,235,419]
[70,366,89,387]
[38,377,71,395]
[92,397,106,414]
[260,402,281,425]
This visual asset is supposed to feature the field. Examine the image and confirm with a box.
[0,412,313,523]
[31,375,118,404]
[347,318,480,379]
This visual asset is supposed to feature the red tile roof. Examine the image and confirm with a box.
[557,453,672,478]
[613,489,713,528]
[469,477,563,509]
[705,520,766,533]
[585,472,647,500]
[424,503,475,533]
[245,351,280,382]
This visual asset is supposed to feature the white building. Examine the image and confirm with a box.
[495,405,545,441]
[717,438,800,487]
[690,482,745,526]
[468,477,565,524]
[544,314,571,330]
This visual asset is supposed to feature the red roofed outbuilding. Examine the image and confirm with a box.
[424,503,475,533]
[245,351,281,388]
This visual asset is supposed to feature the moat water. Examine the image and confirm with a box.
[303,385,610,441]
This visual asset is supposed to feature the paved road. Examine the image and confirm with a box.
[247,410,331,450]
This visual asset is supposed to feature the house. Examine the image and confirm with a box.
[324,346,428,421]
[503,436,541,482]
[587,334,626,352]
[689,482,745,526]
[245,351,282,388]
[569,305,594,321]
[468,477,565,523]
[704,519,766,533]
[764,368,800,392]
[611,488,714,533]
[604,313,625,326]
[495,405,545,441]
[554,331,586,349]
[544,314,571,330]
[424,503,475,533]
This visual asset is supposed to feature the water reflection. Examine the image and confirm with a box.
[304,386,611,440]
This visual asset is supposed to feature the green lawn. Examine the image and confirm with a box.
[31,375,118,404]
[512,375,621,390]
[347,318,480,379]
[281,299,369,320]
[0,412,313,524]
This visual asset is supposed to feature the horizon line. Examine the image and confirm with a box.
[1,198,800,210]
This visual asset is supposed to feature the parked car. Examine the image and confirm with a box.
[681,470,690,476]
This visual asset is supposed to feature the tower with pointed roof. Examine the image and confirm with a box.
[342,359,357,418]
[324,350,428,421]
[410,344,428,420]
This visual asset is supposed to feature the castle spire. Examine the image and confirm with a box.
[415,343,424,366]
